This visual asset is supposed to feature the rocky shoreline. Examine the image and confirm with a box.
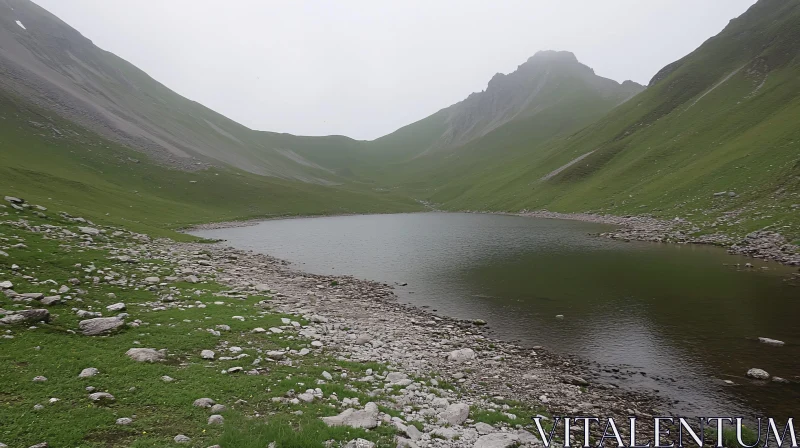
[516,210,800,267]
[155,239,669,442]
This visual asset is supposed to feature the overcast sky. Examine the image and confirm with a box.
[33,0,756,140]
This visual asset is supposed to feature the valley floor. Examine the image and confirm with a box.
[0,198,669,448]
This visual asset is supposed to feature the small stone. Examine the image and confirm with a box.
[126,348,164,362]
[208,414,224,425]
[562,374,589,386]
[78,227,100,235]
[40,296,62,306]
[193,398,216,408]
[438,403,469,426]
[322,371,333,380]
[201,349,215,359]
[211,403,227,413]
[79,317,125,336]
[161,375,175,382]
[446,348,476,363]
[266,350,285,360]
[321,402,379,429]
[88,392,115,403]
[106,303,126,312]
[79,368,99,378]
[174,434,191,443]
[746,368,770,380]
[344,439,375,448]
[758,337,785,346]
[32,376,48,382]
[116,417,133,425]
[474,433,520,448]
[475,422,495,434]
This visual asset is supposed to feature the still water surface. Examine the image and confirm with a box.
[191,213,799,418]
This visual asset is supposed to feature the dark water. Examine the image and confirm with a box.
[191,212,800,418]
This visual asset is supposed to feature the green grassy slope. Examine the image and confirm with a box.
[410,0,800,241]
[0,0,373,185]
[0,92,420,239]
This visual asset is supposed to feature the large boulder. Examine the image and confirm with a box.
[0,309,50,326]
[446,348,476,363]
[79,317,125,336]
[126,348,165,362]
[321,402,379,429]
[438,403,470,426]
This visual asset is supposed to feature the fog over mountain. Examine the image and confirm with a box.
[30,0,756,139]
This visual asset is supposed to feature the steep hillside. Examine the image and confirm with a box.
[0,0,365,184]
[420,0,800,241]
[0,90,420,238]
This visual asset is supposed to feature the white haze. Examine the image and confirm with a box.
[33,0,757,140]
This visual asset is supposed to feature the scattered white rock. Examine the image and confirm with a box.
[79,316,125,336]
[746,368,770,380]
[194,398,216,408]
[208,415,224,425]
[446,348,476,363]
[79,368,99,378]
[125,348,164,362]
[475,422,495,434]
[88,392,115,403]
[438,403,469,426]
[758,337,785,346]
[474,432,520,448]
[106,303,126,312]
[321,402,379,429]
[344,439,375,448]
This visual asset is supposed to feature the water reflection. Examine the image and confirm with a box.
[191,212,799,418]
